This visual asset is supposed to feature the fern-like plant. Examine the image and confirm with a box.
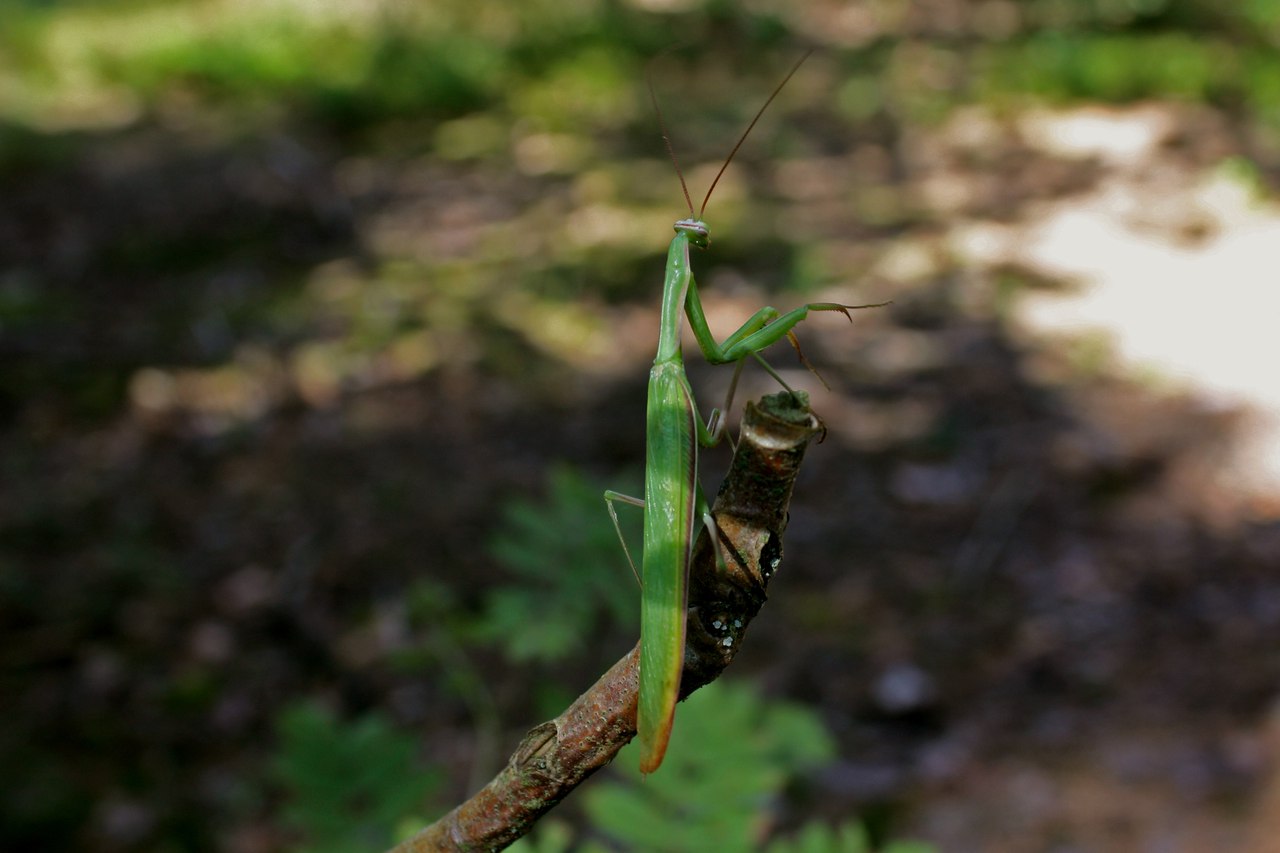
[273,701,441,853]
[474,464,639,663]
[510,680,933,853]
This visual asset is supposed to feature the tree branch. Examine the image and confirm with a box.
[391,391,823,852]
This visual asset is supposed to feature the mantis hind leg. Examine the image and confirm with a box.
[603,488,731,585]
[603,490,644,587]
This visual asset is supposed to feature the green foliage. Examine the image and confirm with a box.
[1243,0,1280,31]
[975,32,1238,104]
[272,701,441,853]
[583,679,834,851]
[511,679,931,853]
[509,46,638,133]
[1216,154,1268,199]
[94,20,507,128]
[474,464,639,664]
[5,0,1280,145]
[507,819,576,853]
[766,821,934,853]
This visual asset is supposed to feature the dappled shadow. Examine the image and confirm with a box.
[3,14,1280,852]
[0,116,357,425]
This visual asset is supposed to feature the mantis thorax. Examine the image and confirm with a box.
[673,218,710,249]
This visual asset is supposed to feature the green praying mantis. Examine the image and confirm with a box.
[604,53,886,774]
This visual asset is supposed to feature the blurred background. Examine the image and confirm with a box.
[3,0,1280,850]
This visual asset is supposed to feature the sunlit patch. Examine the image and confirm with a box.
[289,341,347,407]
[513,132,590,176]
[490,290,633,374]
[939,104,1280,503]
[624,0,703,14]
[128,348,284,431]
[1018,105,1174,166]
[434,115,508,162]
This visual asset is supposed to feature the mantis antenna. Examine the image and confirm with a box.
[647,50,814,222]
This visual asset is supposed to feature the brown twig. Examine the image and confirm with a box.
[391,392,823,852]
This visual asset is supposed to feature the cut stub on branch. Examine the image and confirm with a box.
[682,390,822,696]
[390,392,823,853]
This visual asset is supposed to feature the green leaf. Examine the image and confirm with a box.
[272,701,440,853]
[766,821,870,853]
[584,680,836,853]
[474,464,640,664]
[882,843,938,853]
[507,818,574,853]
[580,680,934,852]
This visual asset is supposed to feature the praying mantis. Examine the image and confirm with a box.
[605,54,886,774]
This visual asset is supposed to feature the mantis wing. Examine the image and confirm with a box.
[637,360,698,774]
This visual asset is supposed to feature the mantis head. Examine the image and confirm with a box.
[674,218,710,249]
